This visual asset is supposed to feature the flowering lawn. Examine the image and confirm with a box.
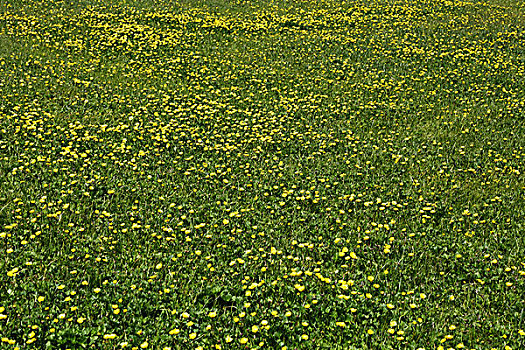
[0,0,524,349]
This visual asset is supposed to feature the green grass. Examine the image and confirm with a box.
[0,0,524,349]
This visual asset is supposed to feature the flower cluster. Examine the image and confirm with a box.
[0,0,524,349]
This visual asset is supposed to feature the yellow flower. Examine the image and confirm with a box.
[189,333,197,340]
[37,296,45,302]
[169,328,180,335]
[103,334,117,340]
[140,341,148,348]
[239,337,248,344]
[208,311,217,318]
[367,329,374,335]
[301,334,308,340]
[252,325,259,333]
[225,335,233,343]
[294,284,305,292]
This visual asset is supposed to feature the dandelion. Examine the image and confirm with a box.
[294,284,305,292]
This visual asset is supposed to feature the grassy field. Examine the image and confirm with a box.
[0,0,524,349]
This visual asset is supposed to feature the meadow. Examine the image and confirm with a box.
[0,0,524,349]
